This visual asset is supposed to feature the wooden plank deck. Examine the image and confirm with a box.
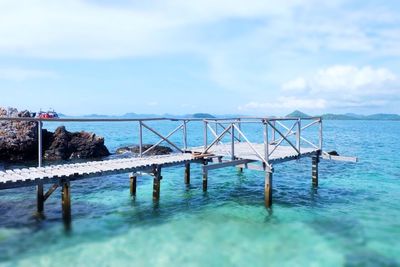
[0,116,355,219]
[0,143,318,191]
[190,143,318,163]
[0,153,199,190]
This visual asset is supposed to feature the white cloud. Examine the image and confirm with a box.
[1,1,400,114]
[240,65,400,112]
[0,0,399,60]
[0,67,57,81]
[312,65,396,93]
[0,0,306,59]
[283,65,397,97]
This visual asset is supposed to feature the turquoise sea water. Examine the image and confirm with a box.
[0,120,399,266]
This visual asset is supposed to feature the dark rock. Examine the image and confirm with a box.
[44,126,110,160]
[0,107,38,161]
[328,150,339,156]
[116,144,173,156]
[0,107,110,162]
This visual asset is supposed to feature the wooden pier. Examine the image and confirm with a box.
[0,116,356,224]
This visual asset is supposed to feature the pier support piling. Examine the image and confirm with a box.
[36,183,44,215]
[264,171,273,208]
[312,153,320,187]
[202,169,208,192]
[184,162,190,185]
[153,166,162,201]
[202,160,208,192]
[130,174,137,197]
[61,180,71,223]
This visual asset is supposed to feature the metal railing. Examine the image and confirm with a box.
[0,117,202,167]
[202,117,322,166]
[0,116,322,168]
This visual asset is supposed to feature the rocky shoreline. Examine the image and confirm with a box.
[0,107,175,163]
[0,107,110,162]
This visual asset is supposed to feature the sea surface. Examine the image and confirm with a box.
[0,120,399,266]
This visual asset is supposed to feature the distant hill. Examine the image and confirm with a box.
[321,113,356,120]
[120,113,160,118]
[191,113,216,118]
[286,110,311,118]
[284,110,400,120]
[364,114,400,120]
[57,112,216,119]
[57,110,400,121]
[343,113,365,119]
[82,114,111,118]
[321,113,400,121]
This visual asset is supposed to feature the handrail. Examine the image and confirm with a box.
[202,117,322,166]
[275,120,319,149]
[204,116,321,122]
[142,124,184,156]
[214,122,241,142]
[141,122,184,153]
[267,121,300,155]
[203,125,233,154]
[267,121,299,156]
[1,116,323,167]
[267,121,300,154]
[233,124,269,165]
[0,116,322,123]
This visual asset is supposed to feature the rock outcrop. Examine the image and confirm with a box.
[0,107,110,162]
[116,144,173,156]
[327,150,339,156]
[43,126,110,160]
[0,107,39,161]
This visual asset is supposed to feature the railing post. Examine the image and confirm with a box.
[183,120,187,150]
[263,120,269,162]
[296,119,301,154]
[139,121,143,157]
[319,118,323,150]
[204,121,208,150]
[38,121,42,167]
[36,121,44,216]
[231,124,235,160]
[238,119,241,142]
[272,121,276,143]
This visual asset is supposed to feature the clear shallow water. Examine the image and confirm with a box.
[0,120,399,266]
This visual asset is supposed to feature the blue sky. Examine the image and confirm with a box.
[0,0,400,116]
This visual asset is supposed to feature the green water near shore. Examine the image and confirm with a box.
[0,120,399,266]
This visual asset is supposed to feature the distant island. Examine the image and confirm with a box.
[59,112,217,119]
[286,110,400,121]
[191,113,216,118]
[58,110,400,121]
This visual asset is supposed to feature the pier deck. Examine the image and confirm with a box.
[0,153,203,190]
[191,143,318,163]
[0,143,318,190]
[0,116,356,225]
